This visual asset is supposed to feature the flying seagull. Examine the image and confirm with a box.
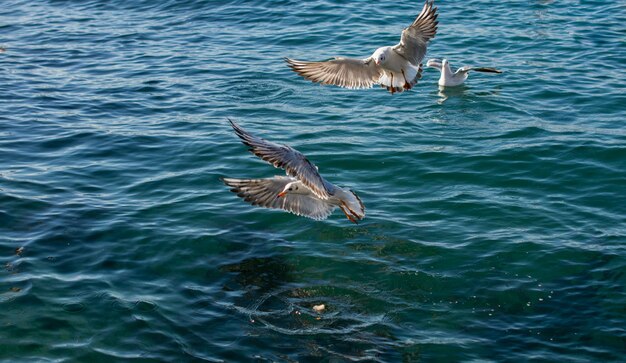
[222,119,365,223]
[285,0,439,94]
[426,58,502,87]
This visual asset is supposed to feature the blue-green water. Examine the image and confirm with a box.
[1,0,625,361]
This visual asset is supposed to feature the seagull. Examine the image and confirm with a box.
[426,58,502,87]
[285,0,438,94]
[222,119,365,224]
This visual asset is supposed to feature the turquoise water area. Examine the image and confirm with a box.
[1,0,625,361]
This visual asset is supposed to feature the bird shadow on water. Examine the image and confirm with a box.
[213,230,413,362]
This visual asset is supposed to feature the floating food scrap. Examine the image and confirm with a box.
[312,304,325,313]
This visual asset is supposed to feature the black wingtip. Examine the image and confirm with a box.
[227,118,245,135]
[284,57,298,71]
[220,176,236,187]
[227,118,252,147]
[473,67,504,74]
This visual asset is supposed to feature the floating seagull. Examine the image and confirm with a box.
[285,0,438,94]
[426,58,502,87]
[222,120,365,223]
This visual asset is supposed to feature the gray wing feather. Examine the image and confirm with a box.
[222,177,335,220]
[393,1,438,65]
[285,57,381,89]
[426,58,442,70]
[455,66,503,75]
[229,119,331,199]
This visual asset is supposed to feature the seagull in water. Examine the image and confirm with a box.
[426,58,502,87]
[222,120,365,224]
[285,0,438,94]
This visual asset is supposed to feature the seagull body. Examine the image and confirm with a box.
[426,58,502,87]
[286,1,438,94]
[223,120,365,223]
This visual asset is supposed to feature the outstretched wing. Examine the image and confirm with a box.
[426,58,442,70]
[393,1,438,65]
[455,66,503,75]
[285,57,381,89]
[228,119,331,199]
[222,177,335,220]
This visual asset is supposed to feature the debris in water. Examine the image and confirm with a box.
[312,304,325,313]
[10,287,21,292]
[15,247,24,256]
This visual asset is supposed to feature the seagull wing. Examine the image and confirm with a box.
[229,119,331,199]
[455,66,503,75]
[393,1,438,66]
[222,177,335,220]
[285,57,381,89]
[426,58,443,70]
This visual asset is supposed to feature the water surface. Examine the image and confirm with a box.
[1,0,625,361]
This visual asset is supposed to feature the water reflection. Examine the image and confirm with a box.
[436,85,469,104]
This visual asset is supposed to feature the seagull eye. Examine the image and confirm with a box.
[288,188,292,191]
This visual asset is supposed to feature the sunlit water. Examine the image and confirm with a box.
[1,0,625,361]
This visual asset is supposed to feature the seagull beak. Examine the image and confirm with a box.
[277,191,287,198]
[340,202,359,224]
[375,60,380,66]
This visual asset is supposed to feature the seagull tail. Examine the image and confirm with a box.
[378,64,421,94]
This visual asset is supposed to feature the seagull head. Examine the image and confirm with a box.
[338,189,365,224]
[372,47,389,66]
[277,181,298,198]
[442,59,449,66]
